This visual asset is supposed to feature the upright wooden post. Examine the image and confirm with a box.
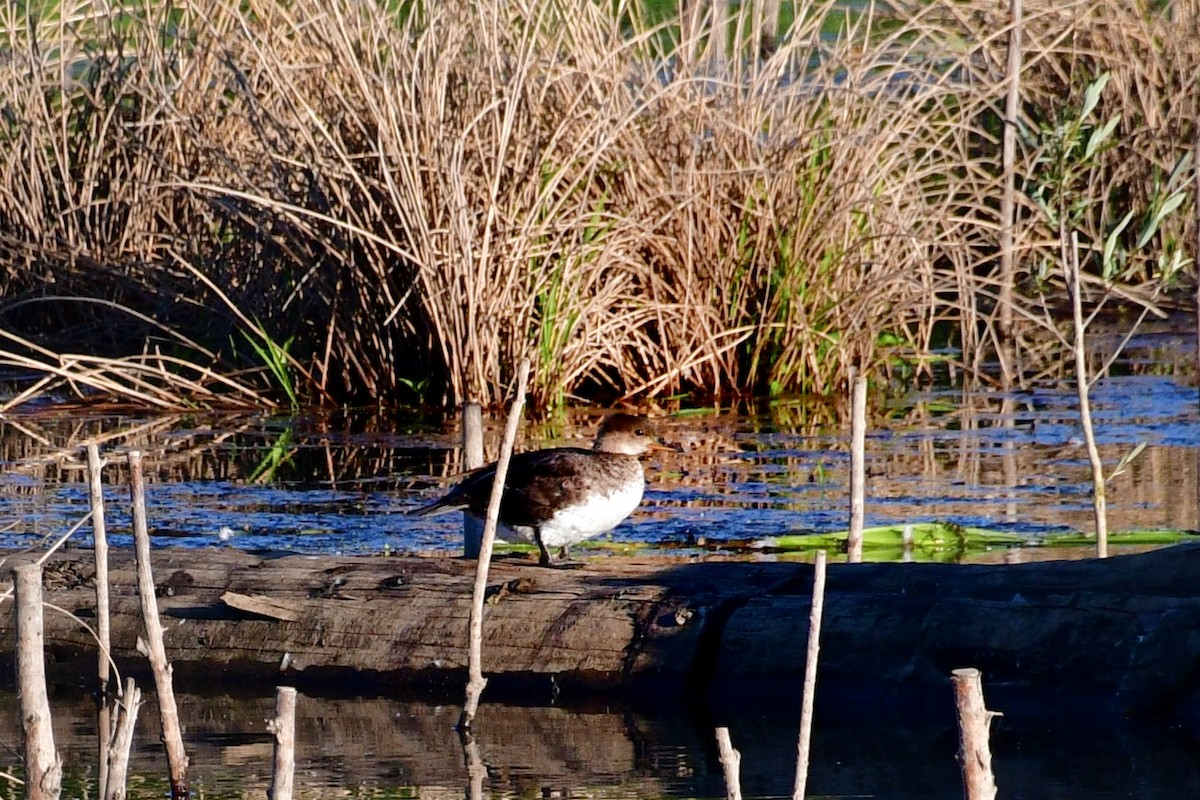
[86,444,113,800]
[462,402,485,559]
[267,687,298,800]
[715,727,743,800]
[105,677,142,800]
[792,549,827,800]
[951,668,999,800]
[87,445,112,693]
[14,563,63,800]
[848,376,867,562]
[129,451,190,798]
[459,360,530,730]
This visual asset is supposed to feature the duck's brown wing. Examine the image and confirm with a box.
[496,448,598,527]
[409,447,594,520]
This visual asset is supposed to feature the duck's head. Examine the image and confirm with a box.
[592,414,678,456]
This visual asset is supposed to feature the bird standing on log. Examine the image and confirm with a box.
[410,414,674,566]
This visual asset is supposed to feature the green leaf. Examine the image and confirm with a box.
[1101,210,1134,277]
[1135,189,1187,249]
[1084,114,1120,159]
[1158,250,1193,283]
[1080,72,1111,121]
[1167,151,1192,187]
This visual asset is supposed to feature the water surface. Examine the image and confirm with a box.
[1,376,1195,558]
[3,686,1198,799]
[0,328,1197,797]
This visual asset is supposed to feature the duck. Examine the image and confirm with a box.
[410,413,673,566]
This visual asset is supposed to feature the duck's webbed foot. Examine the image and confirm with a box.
[533,535,583,569]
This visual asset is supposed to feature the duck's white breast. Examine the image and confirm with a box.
[535,476,645,549]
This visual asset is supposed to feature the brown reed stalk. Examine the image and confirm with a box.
[1066,233,1108,557]
[997,0,1023,384]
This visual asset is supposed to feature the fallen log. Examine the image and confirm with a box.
[3,543,1200,714]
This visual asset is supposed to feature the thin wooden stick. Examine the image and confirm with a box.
[715,727,743,800]
[951,668,999,800]
[87,444,113,800]
[14,563,63,800]
[87,445,112,695]
[267,687,298,800]
[1185,123,1195,537]
[848,375,867,563]
[1067,233,1108,557]
[792,549,827,800]
[458,359,530,731]
[104,678,142,800]
[996,0,1022,384]
[128,451,190,797]
[462,401,485,559]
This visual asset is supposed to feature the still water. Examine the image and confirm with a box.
[0,329,1198,797]
[1,685,1198,799]
[1,378,1197,557]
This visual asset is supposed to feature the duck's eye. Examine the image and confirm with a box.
[635,428,646,436]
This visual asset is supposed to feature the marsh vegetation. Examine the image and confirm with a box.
[0,0,1195,411]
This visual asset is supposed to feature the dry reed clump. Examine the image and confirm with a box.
[914,0,1200,375]
[990,0,1200,283]
[0,0,1194,412]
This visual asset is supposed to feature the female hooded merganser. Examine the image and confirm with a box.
[411,414,672,566]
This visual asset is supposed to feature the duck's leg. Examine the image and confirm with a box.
[552,544,584,569]
[534,531,553,567]
[532,533,583,569]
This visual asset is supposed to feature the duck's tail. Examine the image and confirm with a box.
[407,497,462,517]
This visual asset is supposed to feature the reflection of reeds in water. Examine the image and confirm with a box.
[0,393,1194,544]
[0,690,688,797]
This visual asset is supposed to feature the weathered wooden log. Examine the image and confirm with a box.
[3,544,1200,713]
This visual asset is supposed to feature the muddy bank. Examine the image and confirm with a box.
[2,544,1200,713]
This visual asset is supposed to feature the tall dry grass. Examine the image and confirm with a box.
[0,0,1194,411]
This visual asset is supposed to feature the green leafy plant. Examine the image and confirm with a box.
[1026,71,1191,288]
[241,323,298,411]
[248,426,295,483]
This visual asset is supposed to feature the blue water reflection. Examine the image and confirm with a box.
[0,373,1196,559]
